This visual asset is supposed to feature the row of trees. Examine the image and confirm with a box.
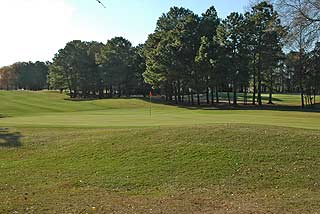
[276,0,320,107]
[0,61,48,90]
[48,38,149,98]
[0,1,319,107]
[143,1,319,106]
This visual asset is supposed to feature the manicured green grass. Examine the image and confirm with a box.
[1,126,319,213]
[0,91,319,213]
[0,91,319,130]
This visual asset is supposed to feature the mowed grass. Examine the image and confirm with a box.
[0,91,320,213]
[0,90,319,129]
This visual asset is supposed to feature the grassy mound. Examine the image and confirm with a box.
[1,125,319,213]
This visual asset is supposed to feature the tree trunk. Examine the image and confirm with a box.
[257,56,262,106]
[169,84,173,101]
[233,81,237,106]
[206,87,210,104]
[268,74,273,104]
[98,86,103,99]
[109,85,113,98]
[227,90,231,105]
[182,93,184,103]
[211,87,214,105]
[244,87,248,105]
[177,80,182,103]
[299,50,305,108]
[252,56,257,105]
[174,84,178,104]
[74,90,78,98]
[304,95,307,107]
[215,85,219,103]
[258,81,262,105]
[300,80,305,108]
[191,89,194,105]
[268,92,273,104]
[118,84,121,98]
[197,93,200,105]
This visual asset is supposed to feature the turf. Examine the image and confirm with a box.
[0,91,319,130]
[0,91,319,213]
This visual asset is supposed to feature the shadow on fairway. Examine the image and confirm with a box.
[141,97,320,113]
[61,95,319,113]
[65,96,143,102]
[178,103,320,113]
[0,128,22,148]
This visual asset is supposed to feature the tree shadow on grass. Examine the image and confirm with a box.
[64,96,144,102]
[0,128,22,148]
[60,95,319,113]
[180,103,320,113]
[141,97,320,113]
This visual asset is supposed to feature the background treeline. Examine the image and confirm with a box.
[0,61,48,90]
[0,1,319,107]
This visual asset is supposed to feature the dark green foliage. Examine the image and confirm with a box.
[142,2,305,107]
[97,37,136,97]
[217,12,250,105]
[0,61,48,90]
[48,38,148,98]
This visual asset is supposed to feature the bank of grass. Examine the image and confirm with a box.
[0,125,319,213]
[0,91,319,213]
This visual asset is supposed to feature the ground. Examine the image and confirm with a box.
[0,91,319,213]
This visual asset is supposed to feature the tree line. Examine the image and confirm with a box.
[0,1,319,107]
[48,39,149,98]
[0,61,48,90]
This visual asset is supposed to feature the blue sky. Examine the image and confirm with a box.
[70,0,250,45]
[0,0,249,67]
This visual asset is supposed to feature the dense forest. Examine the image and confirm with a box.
[0,61,48,91]
[0,1,319,107]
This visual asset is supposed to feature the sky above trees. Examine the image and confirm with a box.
[0,0,249,67]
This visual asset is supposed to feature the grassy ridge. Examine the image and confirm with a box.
[2,125,319,190]
[1,125,319,213]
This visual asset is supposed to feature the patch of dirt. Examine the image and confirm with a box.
[2,187,319,214]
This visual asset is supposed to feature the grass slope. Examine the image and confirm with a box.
[0,91,319,213]
[1,125,319,213]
